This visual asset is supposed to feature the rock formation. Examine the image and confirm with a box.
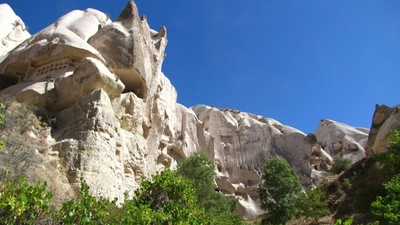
[3,1,395,221]
[365,104,399,156]
[370,106,400,155]
[0,4,30,61]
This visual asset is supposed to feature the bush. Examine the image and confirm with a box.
[176,152,215,204]
[0,96,47,176]
[176,152,246,224]
[294,186,330,224]
[375,129,400,179]
[57,177,119,224]
[332,157,352,174]
[259,158,302,224]
[123,168,205,224]
[371,174,400,224]
[370,129,400,224]
[0,172,53,225]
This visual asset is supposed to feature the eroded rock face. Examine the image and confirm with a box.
[315,119,368,162]
[365,104,399,156]
[191,105,313,220]
[0,4,30,61]
[371,108,400,154]
[0,1,374,221]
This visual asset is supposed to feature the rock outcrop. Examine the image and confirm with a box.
[0,1,379,221]
[315,119,368,163]
[365,104,399,156]
[0,4,30,61]
[370,107,400,155]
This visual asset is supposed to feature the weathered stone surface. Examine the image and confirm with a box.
[372,108,400,154]
[53,89,149,200]
[88,1,167,98]
[365,104,399,156]
[0,7,109,90]
[315,119,368,162]
[52,57,125,111]
[0,4,30,61]
[191,105,313,220]
[0,1,379,221]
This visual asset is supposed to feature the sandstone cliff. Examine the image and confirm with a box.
[1,1,395,221]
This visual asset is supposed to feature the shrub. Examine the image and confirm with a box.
[0,96,47,176]
[259,158,302,224]
[123,168,205,224]
[0,171,53,225]
[375,129,400,179]
[176,152,215,204]
[176,152,246,224]
[294,186,330,224]
[332,157,352,174]
[371,174,400,224]
[57,177,119,224]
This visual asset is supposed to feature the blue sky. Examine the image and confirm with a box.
[4,0,400,134]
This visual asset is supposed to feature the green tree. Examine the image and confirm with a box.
[123,168,205,224]
[371,174,400,224]
[294,186,330,224]
[0,172,53,225]
[176,152,246,224]
[57,177,119,224]
[176,152,215,204]
[259,158,302,225]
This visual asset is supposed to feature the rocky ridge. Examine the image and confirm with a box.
[0,2,397,221]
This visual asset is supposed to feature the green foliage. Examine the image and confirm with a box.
[375,129,400,179]
[259,158,302,224]
[294,186,330,224]
[57,177,119,224]
[371,174,400,224]
[123,168,205,224]
[332,157,352,174]
[334,217,353,225]
[369,128,400,224]
[0,172,52,225]
[176,152,215,204]
[176,152,246,224]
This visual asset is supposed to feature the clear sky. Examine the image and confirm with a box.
[4,0,400,134]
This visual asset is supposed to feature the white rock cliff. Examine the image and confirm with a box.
[0,2,377,221]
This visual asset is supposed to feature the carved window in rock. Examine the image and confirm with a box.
[29,57,77,79]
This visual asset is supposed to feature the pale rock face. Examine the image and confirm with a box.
[88,1,167,99]
[365,104,399,156]
[52,89,149,200]
[0,7,110,94]
[372,109,400,154]
[315,119,368,162]
[0,4,30,61]
[191,105,313,220]
[0,1,376,221]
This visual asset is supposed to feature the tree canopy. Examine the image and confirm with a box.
[259,158,302,224]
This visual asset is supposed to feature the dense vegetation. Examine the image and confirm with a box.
[0,149,245,224]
